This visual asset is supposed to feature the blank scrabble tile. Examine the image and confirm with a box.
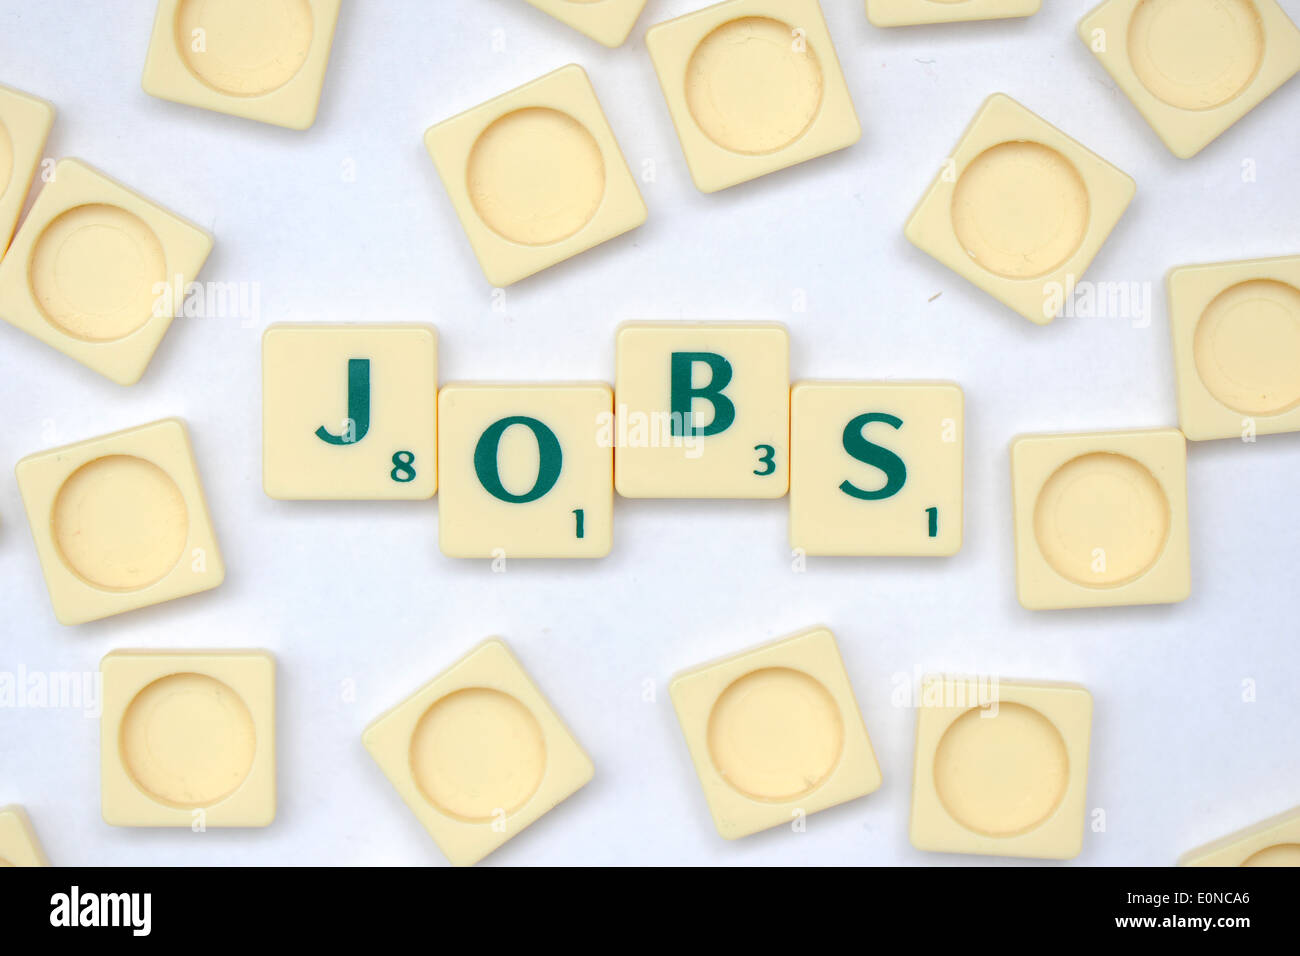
[524,0,649,47]
[1180,805,1300,866]
[670,626,882,840]
[0,806,49,866]
[867,0,1040,28]
[1079,0,1300,159]
[425,65,646,287]
[790,382,963,556]
[364,639,594,866]
[615,322,790,499]
[0,159,213,385]
[15,418,225,625]
[263,324,438,500]
[646,0,860,193]
[905,94,1135,326]
[438,383,613,559]
[142,0,342,130]
[1167,256,1300,441]
[1010,428,1190,610]
[101,650,275,827]
[0,84,54,255]
[910,676,1092,859]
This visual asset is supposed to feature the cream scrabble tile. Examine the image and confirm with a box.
[905,94,1136,326]
[364,639,594,866]
[1079,0,1300,159]
[0,806,50,866]
[524,0,649,47]
[142,0,342,130]
[425,65,646,287]
[263,324,438,500]
[910,676,1093,860]
[790,382,963,557]
[867,0,1040,28]
[646,0,860,193]
[0,84,54,256]
[101,650,275,827]
[438,383,613,559]
[1180,805,1300,866]
[1010,428,1190,611]
[614,322,789,499]
[0,159,213,385]
[1167,256,1300,441]
[670,626,882,840]
[15,418,225,625]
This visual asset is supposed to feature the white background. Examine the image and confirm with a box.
[1,0,1298,867]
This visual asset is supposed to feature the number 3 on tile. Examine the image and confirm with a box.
[754,444,777,476]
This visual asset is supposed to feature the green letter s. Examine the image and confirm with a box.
[839,413,907,501]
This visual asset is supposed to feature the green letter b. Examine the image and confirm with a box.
[670,352,735,437]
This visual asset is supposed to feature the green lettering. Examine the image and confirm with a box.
[473,416,562,504]
[839,413,907,501]
[315,358,370,445]
[670,352,735,437]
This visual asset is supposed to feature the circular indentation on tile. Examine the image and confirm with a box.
[707,667,843,802]
[28,204,167,342]
[1193,279,1300,416]
[951,142,1090,279]
[175,0,314,97]
[121,673,257,808]
[685,17,824,155]
[1033,452,1170,588]
[52,455,189,591]
[410,688,547,822]
[1241,843,1300,866]
[934,703,1069,837]
[0,120,13,197]
[1128,0,1264,110]
[466,108,606,246]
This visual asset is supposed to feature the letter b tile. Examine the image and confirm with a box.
[614,322,790,498]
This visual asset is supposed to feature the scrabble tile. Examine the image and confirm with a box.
[363,639,594,866]
[670,626,882,840]
[15,418,225,625]
[1079,0,1300,159]
[0,159,213,385]
[0,806,49,866]
[905,94,1136,326]
[425,65,646,287]
[0,84,54,255]
[1167,256,1300,441]
[438,383,613,559]
[867,0,1040,28]
[524,0,649,47]
[910,676,1093,859]
[646,0,860,193]
[1180,805,1300,866]
[1010,428,1190,610]
[614,322,790,498]
[142,0,342,130]
[263,324,438,500]
[790,382,963,556]
[100,650,275,827]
